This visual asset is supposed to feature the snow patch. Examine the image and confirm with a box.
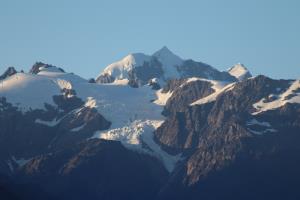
[35,118,62,127]
[110,78,130,85]
[191,81,235,105]
[84,97,97,108]
[154,89,173,106]
[56,79,72,90]
[252,80,300,114]
[70,124,86,132]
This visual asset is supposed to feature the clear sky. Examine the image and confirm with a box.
[0,0,299,79]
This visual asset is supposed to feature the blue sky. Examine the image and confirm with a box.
[0,0,299,79]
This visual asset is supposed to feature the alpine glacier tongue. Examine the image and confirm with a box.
[227,63,252,81]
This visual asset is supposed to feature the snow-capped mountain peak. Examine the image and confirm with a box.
[152,46,179,58]
[152,46,183,79]
[97,47,243,85]
[100,53,151,80]
[227,63,252,81]
[97,47,184,84]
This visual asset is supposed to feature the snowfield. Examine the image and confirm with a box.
[0,73,61,111]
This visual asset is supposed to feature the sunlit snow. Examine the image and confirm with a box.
[252,80,300,115]
[191,80,234,105]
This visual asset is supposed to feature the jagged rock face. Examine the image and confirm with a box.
[88,78,96,83]
[95,73,115,84]
[127,57,164,85]
[159,128,300,200]
[96,47,237,86]
[155,103,214,153]
[154,76,300,199]
[156,76,300,195]
[161,79,186,93]
[0,94,111,170]
[148,78,161,90]
[163,79,215,115]
[29,62,65,74]
[177,60,237,82]
[17,139,168,200]
[0,67,17,80]
[97,57,164,85]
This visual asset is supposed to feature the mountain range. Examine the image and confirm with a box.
[0,47,299,200]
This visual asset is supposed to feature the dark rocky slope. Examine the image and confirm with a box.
[155,76,300,199]
[0,67,17,80]
[16,139,168,200]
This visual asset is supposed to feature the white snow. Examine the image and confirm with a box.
[37,71,87,83]
[152,46,183,79]
[56,79,72,90]
[185,77,203,84]
[252,80,300,115]
[155,78,230,106]
[191,81,235,105]
[228,63,251,81]
[84,97,97,108]
[110,78,130,85]
[77,84,182,171]
[97,46,183,84]
[70,124,86,132]
[99,53,151,80]
[0,71,89,112]
[93,120,180,172]
[39,66,63,73]
[154,89,173,106]
[65,82,181,171]
[0,73,61,111]
[35,118,62,127]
